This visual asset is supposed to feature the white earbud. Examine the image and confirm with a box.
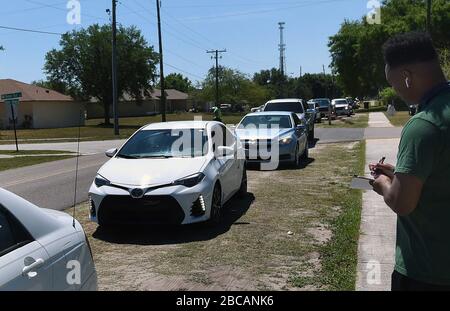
[405,78,410,89]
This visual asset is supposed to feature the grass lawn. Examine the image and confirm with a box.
[384,111,411,127]
[0,155,74,172]
[316,113,369,128]
[71,141,364,291]
[0,113,245,144]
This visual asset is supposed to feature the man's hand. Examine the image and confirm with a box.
[369,162,395,179]
[368,161,423,216]
[370,174,392,196]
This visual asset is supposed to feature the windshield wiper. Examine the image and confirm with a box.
[116,154,139,159]
[138,155,174,159]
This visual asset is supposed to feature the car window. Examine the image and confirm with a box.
[301,101,308,112]
[0,205,33,257]
[238,115,292,129]
[117,128,209,158]
[264,102,304,113]
[292,114,301,126]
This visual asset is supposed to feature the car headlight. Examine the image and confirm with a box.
[173,173,205,188]
[95,175,110,188]
[345,106,349,110]
[279,136,293,145]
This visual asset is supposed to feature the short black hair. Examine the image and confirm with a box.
[382,31,438,68]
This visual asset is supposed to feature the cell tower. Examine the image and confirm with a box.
[278,22,286,76]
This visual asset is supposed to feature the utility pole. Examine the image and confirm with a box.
[299,66,302,78]
[111,0,119,135]
[156,0,166,122]
[278,22,286,76]
[207,49,226,108]
[426,0,432,33]
[323,64,331,125]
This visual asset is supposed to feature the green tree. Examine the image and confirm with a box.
[379,87,404,110]
[202,66,270,108]
[44,24,158,125]
[164,73,194,93]
[440,49,450,79]
[32,79,68,95]
[329,0,450,99]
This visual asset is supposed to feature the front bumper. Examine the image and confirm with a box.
[241,139,297,163]
[89,179,214,225]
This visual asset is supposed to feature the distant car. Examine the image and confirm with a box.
[220,104,232,112]
[89,121,247,226]
[409,104,418,116]
[310,98,334,120]
[332,98,352,117]
[307,100,322,123]
[250,105,264,113]
[262,99,314,141]
[0,188,97,291]
[235,112,308,168]
[345,97,356,114]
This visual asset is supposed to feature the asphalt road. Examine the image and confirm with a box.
[0,127,402,211]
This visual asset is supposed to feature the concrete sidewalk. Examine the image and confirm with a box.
[368,112,394,128]
[356,112,399,291]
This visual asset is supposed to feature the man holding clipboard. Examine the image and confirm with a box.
[369,32,450,291]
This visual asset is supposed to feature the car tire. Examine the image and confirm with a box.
[237,166,247,198]
[208,184,222,225]
[308,128,314,142]
[292,144,301,168]
[301,143,309,161]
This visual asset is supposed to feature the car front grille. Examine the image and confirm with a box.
[98,195,185,225]
[243,139,272,151]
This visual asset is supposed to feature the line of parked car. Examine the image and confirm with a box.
[0,97,358,290]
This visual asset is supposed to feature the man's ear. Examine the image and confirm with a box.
[402,69,413,88]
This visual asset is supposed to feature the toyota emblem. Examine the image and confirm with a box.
[130,188,144,199]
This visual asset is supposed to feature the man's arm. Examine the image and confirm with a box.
[371,118,439,216]
[372,172,423,216]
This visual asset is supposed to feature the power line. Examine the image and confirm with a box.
[179,0,348,22]
[164,63,204,80]
[119,1,208,74]
[0,25,63,36]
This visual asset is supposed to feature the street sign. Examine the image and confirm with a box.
[1,92,22,100]
[2,96,21,152]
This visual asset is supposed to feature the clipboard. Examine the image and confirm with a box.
[350,175,374,190]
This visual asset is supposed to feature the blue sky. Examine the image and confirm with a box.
[0,0,369,85]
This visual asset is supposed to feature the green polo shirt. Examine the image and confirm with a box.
[394,82,450,285]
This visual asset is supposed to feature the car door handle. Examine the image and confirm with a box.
[22,258,45,277]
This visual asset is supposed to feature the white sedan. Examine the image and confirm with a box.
[0,188,97,291]
[89,121,247,226]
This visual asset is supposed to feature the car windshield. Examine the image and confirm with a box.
[313,99,330,107]
[264,102,304,113]
[334,100,348,105]
[238,115,292,129]
[117,129,208,158]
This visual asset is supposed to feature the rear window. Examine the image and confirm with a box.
[264,102,304,113]
[238,115,292,129]
[334,100,348,105]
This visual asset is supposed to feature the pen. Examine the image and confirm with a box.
[379,156,386,164]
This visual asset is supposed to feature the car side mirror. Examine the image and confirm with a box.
[217,146,234,157]
[105,148,118,158]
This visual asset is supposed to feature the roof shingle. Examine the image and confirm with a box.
[0,79,73,103]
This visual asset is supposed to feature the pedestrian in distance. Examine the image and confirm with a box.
[212,106,223,123]
[370,31,450,291]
